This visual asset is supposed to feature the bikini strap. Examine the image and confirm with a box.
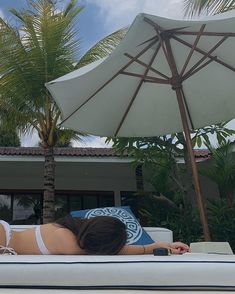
[0,245,17,255]
[0,220,17,255]
[35,226,51,255]
[0,220,11,247]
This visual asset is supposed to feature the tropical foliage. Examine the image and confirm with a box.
[184,0,235,17]
[110,123,235,243]
[207,199,235,249]
[0,0,126,222]
[0,126,20,146]
[200,141,235,207]
[110,123,235,206]
[139,195,235,250]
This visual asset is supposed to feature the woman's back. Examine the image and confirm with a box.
[9,224,82,255]
[1,216,127,255]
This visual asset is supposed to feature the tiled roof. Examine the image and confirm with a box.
[0,147,210,158]
[194,149,210,158]
[0,147,127,157]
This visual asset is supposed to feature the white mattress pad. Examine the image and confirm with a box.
[0,253,235,291]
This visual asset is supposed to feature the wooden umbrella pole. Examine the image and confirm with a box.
[164,39,211,241]
[175,87,211,241]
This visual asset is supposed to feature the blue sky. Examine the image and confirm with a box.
[0,0,111,52]
[0,0,185,54]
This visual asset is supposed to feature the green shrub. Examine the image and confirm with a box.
[139,195,235,250]
[207,199,235,251]
[138,193,203,244]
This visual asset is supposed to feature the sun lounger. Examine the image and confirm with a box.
[0,226,235,293]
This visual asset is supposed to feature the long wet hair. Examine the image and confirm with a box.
[55,215,127,255]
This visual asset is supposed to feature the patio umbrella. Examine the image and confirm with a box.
[46,11,235,241]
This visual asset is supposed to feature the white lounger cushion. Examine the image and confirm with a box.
[0,253,235,291]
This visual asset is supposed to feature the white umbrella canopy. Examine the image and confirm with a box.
[46,11,235,241]
[47,11,235,137]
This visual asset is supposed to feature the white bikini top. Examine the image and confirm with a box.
[0,220,11,246]
[0,220,17,255]
[0,220,51,255]
[35,226,51,255]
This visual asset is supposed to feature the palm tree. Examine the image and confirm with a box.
[54,128,84,147]
[0,0,126,223]
[184,0,235,17]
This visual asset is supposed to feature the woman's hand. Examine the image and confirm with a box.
[119,241,189,255]
[169,242,189,254]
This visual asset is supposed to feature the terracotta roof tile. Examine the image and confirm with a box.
[194,149,210,158]
[0,147,210,158]
[0,147,128,157]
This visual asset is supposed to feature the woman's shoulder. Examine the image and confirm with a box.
[46,225,76,245]
[53,226,75,240]
[49,226,83,255]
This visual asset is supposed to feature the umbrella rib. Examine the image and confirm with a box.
[173,35,235,73]
[60,38,158,125]
[143,17,189,34]
[180,24,206,77]
[143,16,163,31]
[124,53,170,79]
[114,43,161,137]
[137,35,159,47]
[175,31,235,37]
[181,87,195,129]
[164,26,190,33]
[183,57,215,81]
[121,71,170,84]
[144,17,172,68]
[182,36,228,80]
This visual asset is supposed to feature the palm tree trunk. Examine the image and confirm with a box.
[43,146,56,223]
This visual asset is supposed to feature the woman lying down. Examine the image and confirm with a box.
[0,216,189,255]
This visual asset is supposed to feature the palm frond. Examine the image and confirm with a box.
[76,27,127,68]
[184,0,235,17]
[45,128,88,147]
[64,0,84,17]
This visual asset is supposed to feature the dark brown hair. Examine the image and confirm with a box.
[55,215,127,255]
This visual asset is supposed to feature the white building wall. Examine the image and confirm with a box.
[0,159,137,205]
[0,156,220,205]
[55,162,136,191]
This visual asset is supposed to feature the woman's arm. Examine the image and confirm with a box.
[119,242,189,255]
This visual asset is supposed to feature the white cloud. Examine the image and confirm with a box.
[86,0,184,33]
[21,132,40,147]
[0,9,5,19]
[21,132,112,148]
[21,129,113,148]
[73,135,112,148]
